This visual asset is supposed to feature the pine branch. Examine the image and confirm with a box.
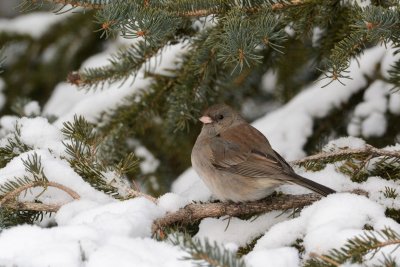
[21,0,104,10]
[62,116,121,195]
[309,252,340,267]
[69,41,166,89]
[307,228,400,266]
[388,55,400,91]
[0,153,81,227]
[323,5,400,83]
[2,202,61,212]
[171,233,247,267]
[291,144,400,167]
[0,124,33,168]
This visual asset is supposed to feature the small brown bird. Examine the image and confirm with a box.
[191,104,335,202]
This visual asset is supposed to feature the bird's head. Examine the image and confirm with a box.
[199,104,244,135]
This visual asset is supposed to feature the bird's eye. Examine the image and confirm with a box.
[218,114,224,120]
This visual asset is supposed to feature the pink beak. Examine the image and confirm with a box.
[199,116,213,124]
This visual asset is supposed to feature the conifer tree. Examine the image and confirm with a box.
[1,0,400,266]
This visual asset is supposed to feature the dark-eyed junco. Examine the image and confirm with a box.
[191,104,335,202]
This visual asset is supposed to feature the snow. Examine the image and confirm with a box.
[43,82,90,118]
[85,237,190,267]
[246,247,300,267]
[261,70,278,93]
[323,136,366,151]
[0,197,190,267]
[135,146,160,175]
[18,117,64,152]
[361,112,387,137]
[157,193,190,213]
[0,12,70,39]
[251,193,397,261]
[195,211,290,247]
[1,10,400,266]
[52,74,152,126]
[348,80,391,137]
[56,198,163,237]
[171,168,212,202]
[389,92,400,115]
[23,101,41,116]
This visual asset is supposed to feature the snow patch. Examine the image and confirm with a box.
[0,12,70,39]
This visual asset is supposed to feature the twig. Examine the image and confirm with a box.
[291,145,400,166]
[152,193,321,234]
[2,202,61,212]
[126,189,157,203]
[309,252,340,266]
[0,181,80,206]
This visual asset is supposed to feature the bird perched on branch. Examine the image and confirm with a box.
[191,104,335,202]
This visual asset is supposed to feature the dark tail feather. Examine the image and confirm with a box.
[290,173,336,196]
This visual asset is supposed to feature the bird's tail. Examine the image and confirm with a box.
[290,173,336,196]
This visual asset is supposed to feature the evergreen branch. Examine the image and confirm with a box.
[324,5,400,82]
[388,55,400,91]
[291,144,400,167]
[171,233,246,267]
[23,0,104,10]
[152,193,322,234]
[2,202,60,212]
[69,40,167,89]
[0,124,33,168]
[218,9,263,73]
[62,116,120,195]
[307,228,400,266]
[309,252,340,267]
[0,181,80,206]
[0,208,47,228]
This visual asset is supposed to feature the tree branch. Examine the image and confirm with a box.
[30,0,102,9]
[309,252,340,266]
[152,193,322,234]
[291,144,400,166]
[0,181,80,206]
[2,202,61,212]
[126,188,157,203]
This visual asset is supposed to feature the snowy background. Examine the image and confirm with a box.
[1,6,400,267]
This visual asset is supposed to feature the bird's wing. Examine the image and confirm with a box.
[209,124,291,179]
[209,123,336,196]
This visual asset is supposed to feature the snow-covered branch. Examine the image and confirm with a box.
[0,181,80,207]
[152,193,322,234]
[291,144,400,166]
